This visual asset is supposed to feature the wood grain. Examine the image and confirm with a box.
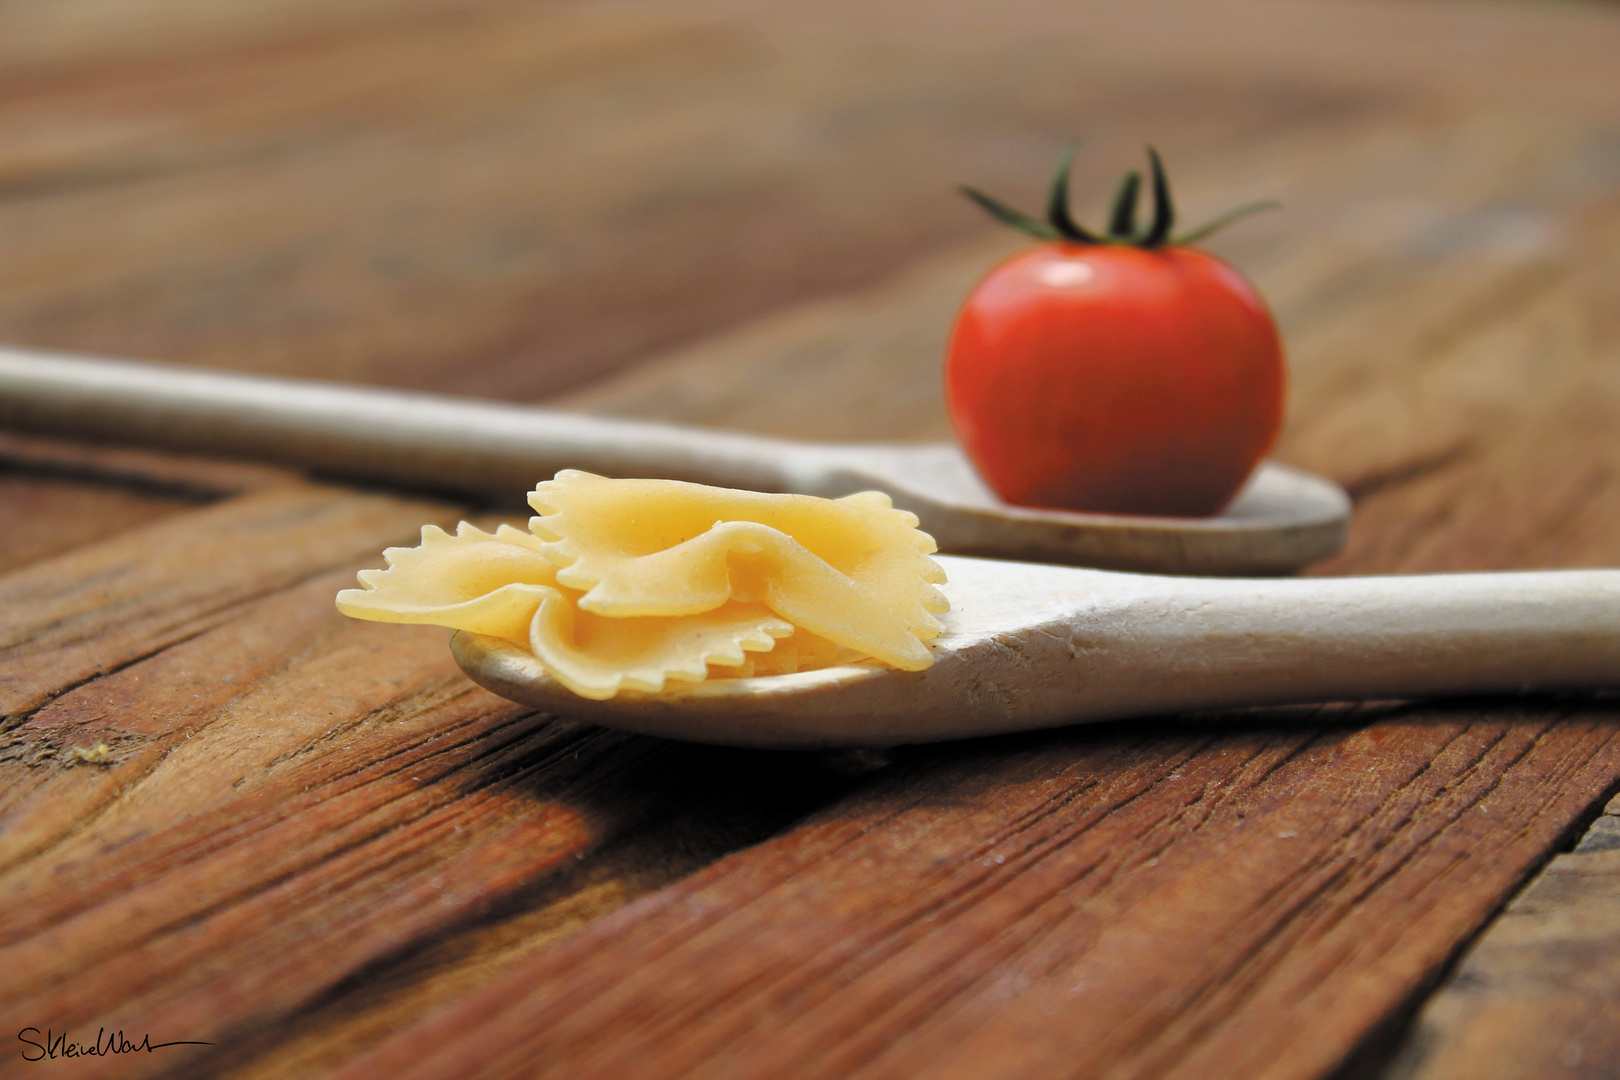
[0,483,458,721]
[0,431,295,577]
[2,0,1619,1077]
[331,706,1620,1080]
[1376,794,1620,1080]
[0,470,198,579]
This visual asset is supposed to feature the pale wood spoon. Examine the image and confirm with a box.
[452,554,1620,747]
[0,348,1348,574]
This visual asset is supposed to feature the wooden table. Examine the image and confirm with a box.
[3,1,1619,1076]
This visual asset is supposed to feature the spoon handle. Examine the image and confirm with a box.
[1053,569,1620,724]
[448,562,1620,749]
[0,348,852,501]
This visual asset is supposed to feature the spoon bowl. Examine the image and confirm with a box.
[453,554,1620,747]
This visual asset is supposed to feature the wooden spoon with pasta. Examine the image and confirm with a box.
[453,554,1620,748]
[0,348,1347,575]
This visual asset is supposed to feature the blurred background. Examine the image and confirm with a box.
[1,0,1616,463]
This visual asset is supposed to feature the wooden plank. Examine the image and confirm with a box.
[0,482,457,719]
[186,743,876,1080]
[0,484,456,877]
[328,705,1620,1080]
[0,431,296,576]
[1374,794,1620,1080]
[0,430,293,497]
[0,470,198,579]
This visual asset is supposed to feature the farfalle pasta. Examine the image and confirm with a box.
[336,471,949,699]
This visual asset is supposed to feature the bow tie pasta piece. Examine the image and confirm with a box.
[335,474,951,702]
[336,520,798,699]
[531,596,794,698]
[335,522,558,645]
[733,626,845,678]
[529,471,949,671]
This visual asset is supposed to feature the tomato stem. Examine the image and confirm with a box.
[958,186,1059,241]
[1172,200,1282,246]
[960,143,1279,250]
[1107,170,1141,241]
[1139,147,1175,248]
[1046,143,1103,243]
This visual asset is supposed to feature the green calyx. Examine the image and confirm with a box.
[960,143,1278,249]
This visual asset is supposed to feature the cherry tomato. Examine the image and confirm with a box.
[946,146,1285,517]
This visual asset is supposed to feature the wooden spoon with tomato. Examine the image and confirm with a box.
[949,146,1284,517]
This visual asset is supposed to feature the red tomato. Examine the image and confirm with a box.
[946,244,1283,516]
[947,146,1285,517]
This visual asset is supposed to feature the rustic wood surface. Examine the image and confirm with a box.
[2,0,1619,1077]
[1380,793,1620,1080]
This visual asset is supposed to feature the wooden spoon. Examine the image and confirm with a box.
[452,554,1620,748]
[0,347,1348,574]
